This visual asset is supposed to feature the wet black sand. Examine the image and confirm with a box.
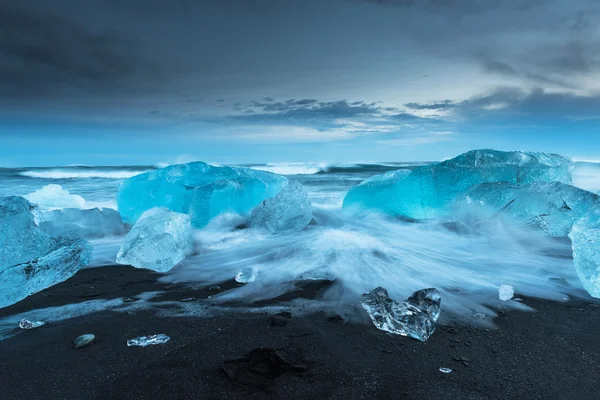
[1,265,600,400]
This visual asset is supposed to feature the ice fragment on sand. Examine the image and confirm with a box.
[344,149,573,220]
[360,287,441,342]
[298,266,337,281]
[439,367,453,374]
[235,267,256,283]
[19,319,45,329]
[499,284,514,301]
[127,334,171,347]
[74,334,95,348]
[39,207,126,239]
[473,313,486,319]
[117,162,287,228]
[116,208,194,272]
[569,218,600,298]
[250,181,313,232]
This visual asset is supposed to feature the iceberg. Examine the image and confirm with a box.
[24,184,86,211]
[360,287,441,341]
[454,181,600,237]
[344,150,574,220]
[569,218,600,298]
[250,181,313,232]
[117,162,287,228]
[116,208,194,272]
[39,208,126,239]
[0,237,93,308]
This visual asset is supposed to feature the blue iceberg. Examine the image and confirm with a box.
[116,208,194,272]
[39,208,126,239]
[0,196,93,308]
[454,181,600,237]
[117,162,287,228]
[250,181,313,232]
[569,217,600,299]
[343,150,574,220]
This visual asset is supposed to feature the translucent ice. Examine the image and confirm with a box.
[24,184,86,211]
[0,238,93,308]
[74,334,96,348]
[455,181,600,237]
[499,284,514,301]
[127,334,171,347]
[344,150,574,220]
[250,181,313,232]
[116,208,194,272]
[569,218,600,298]
[39,208,126,239]
[235,267,256,283]
[0,196,53,269]
[19,319,45,329]
[117,162,287,228]
[360,287,441,341]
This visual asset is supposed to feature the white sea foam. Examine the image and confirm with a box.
[19,169,149,179]
[250,163,330,175]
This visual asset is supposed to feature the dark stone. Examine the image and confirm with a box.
[270,312,292,327]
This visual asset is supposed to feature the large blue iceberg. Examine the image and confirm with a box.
[570,216,600,299]
[0,196,92,308]
[454,181,600,237]
[117,162,287,228]
[343,150,574,220]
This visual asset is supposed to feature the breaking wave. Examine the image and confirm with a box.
[18,168,150,179]
[249,162,426,176]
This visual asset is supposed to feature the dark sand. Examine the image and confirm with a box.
[1,265,600,400]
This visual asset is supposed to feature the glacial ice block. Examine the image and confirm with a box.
[116,208,194,272]
[24,184,86,211]
[360,287,441,341]
[250,181,313,232]
[454,181,600,237]
[569,218,600,298]
[0,196,53,270]
[343,149,574,220]
[0,238,93,308]
[117,162,287,228]
[39,208,126,239]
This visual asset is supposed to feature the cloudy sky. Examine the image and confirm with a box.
[1,0,600,166]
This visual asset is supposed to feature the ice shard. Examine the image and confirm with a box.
[117,162,287,228]
[344,150,574,220]
[116,208,194,272]
[360,287,441,341]
[569,218,600,298]
[0,238,93,308]
[454,181,600,237]
[250,181,313,233]
[235,267,256,283]
[39,207,126,239]
[127,334,171,347]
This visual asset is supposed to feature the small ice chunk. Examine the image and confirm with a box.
[39,207,126,239]
[360,287,441,342]
[473,313,486,319]
[127,334,171,347]
[116,208,194,272]
[298,266,337,281]
[24,184,86,211]
[235,267,256,283]
[569,218,600,298]
[19,319,45,329]
[250,181,313,232]
[439,367,453,374]
[499,284,514,301]
[74,334,95,348]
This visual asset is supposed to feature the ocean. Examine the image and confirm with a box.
[2,161,600,320]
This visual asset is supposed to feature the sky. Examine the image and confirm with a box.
[1,0,600,166]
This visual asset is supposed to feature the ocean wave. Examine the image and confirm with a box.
[19,169,150,179]
[250,163,330,175]
[249,162,422,175]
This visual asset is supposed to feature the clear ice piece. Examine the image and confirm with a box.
[360,287,441,342]
[235,267,256,283]
[127,334,171,347]
[439,367,453,374]
[569,218,600,298]
[455,181,600,237]
[250,181,313,232]
[116,208,194,272]
[499,284,514,301]
[19,319,45,329]
[39,207,126,239]
[298,266,337,281]
[74,334,95,348]
[117,162,287,228]
[0,236,93,309]
[344,149,574,220]
[0,196,53,270]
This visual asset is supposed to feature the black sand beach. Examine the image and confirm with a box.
[1,265,600,400]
